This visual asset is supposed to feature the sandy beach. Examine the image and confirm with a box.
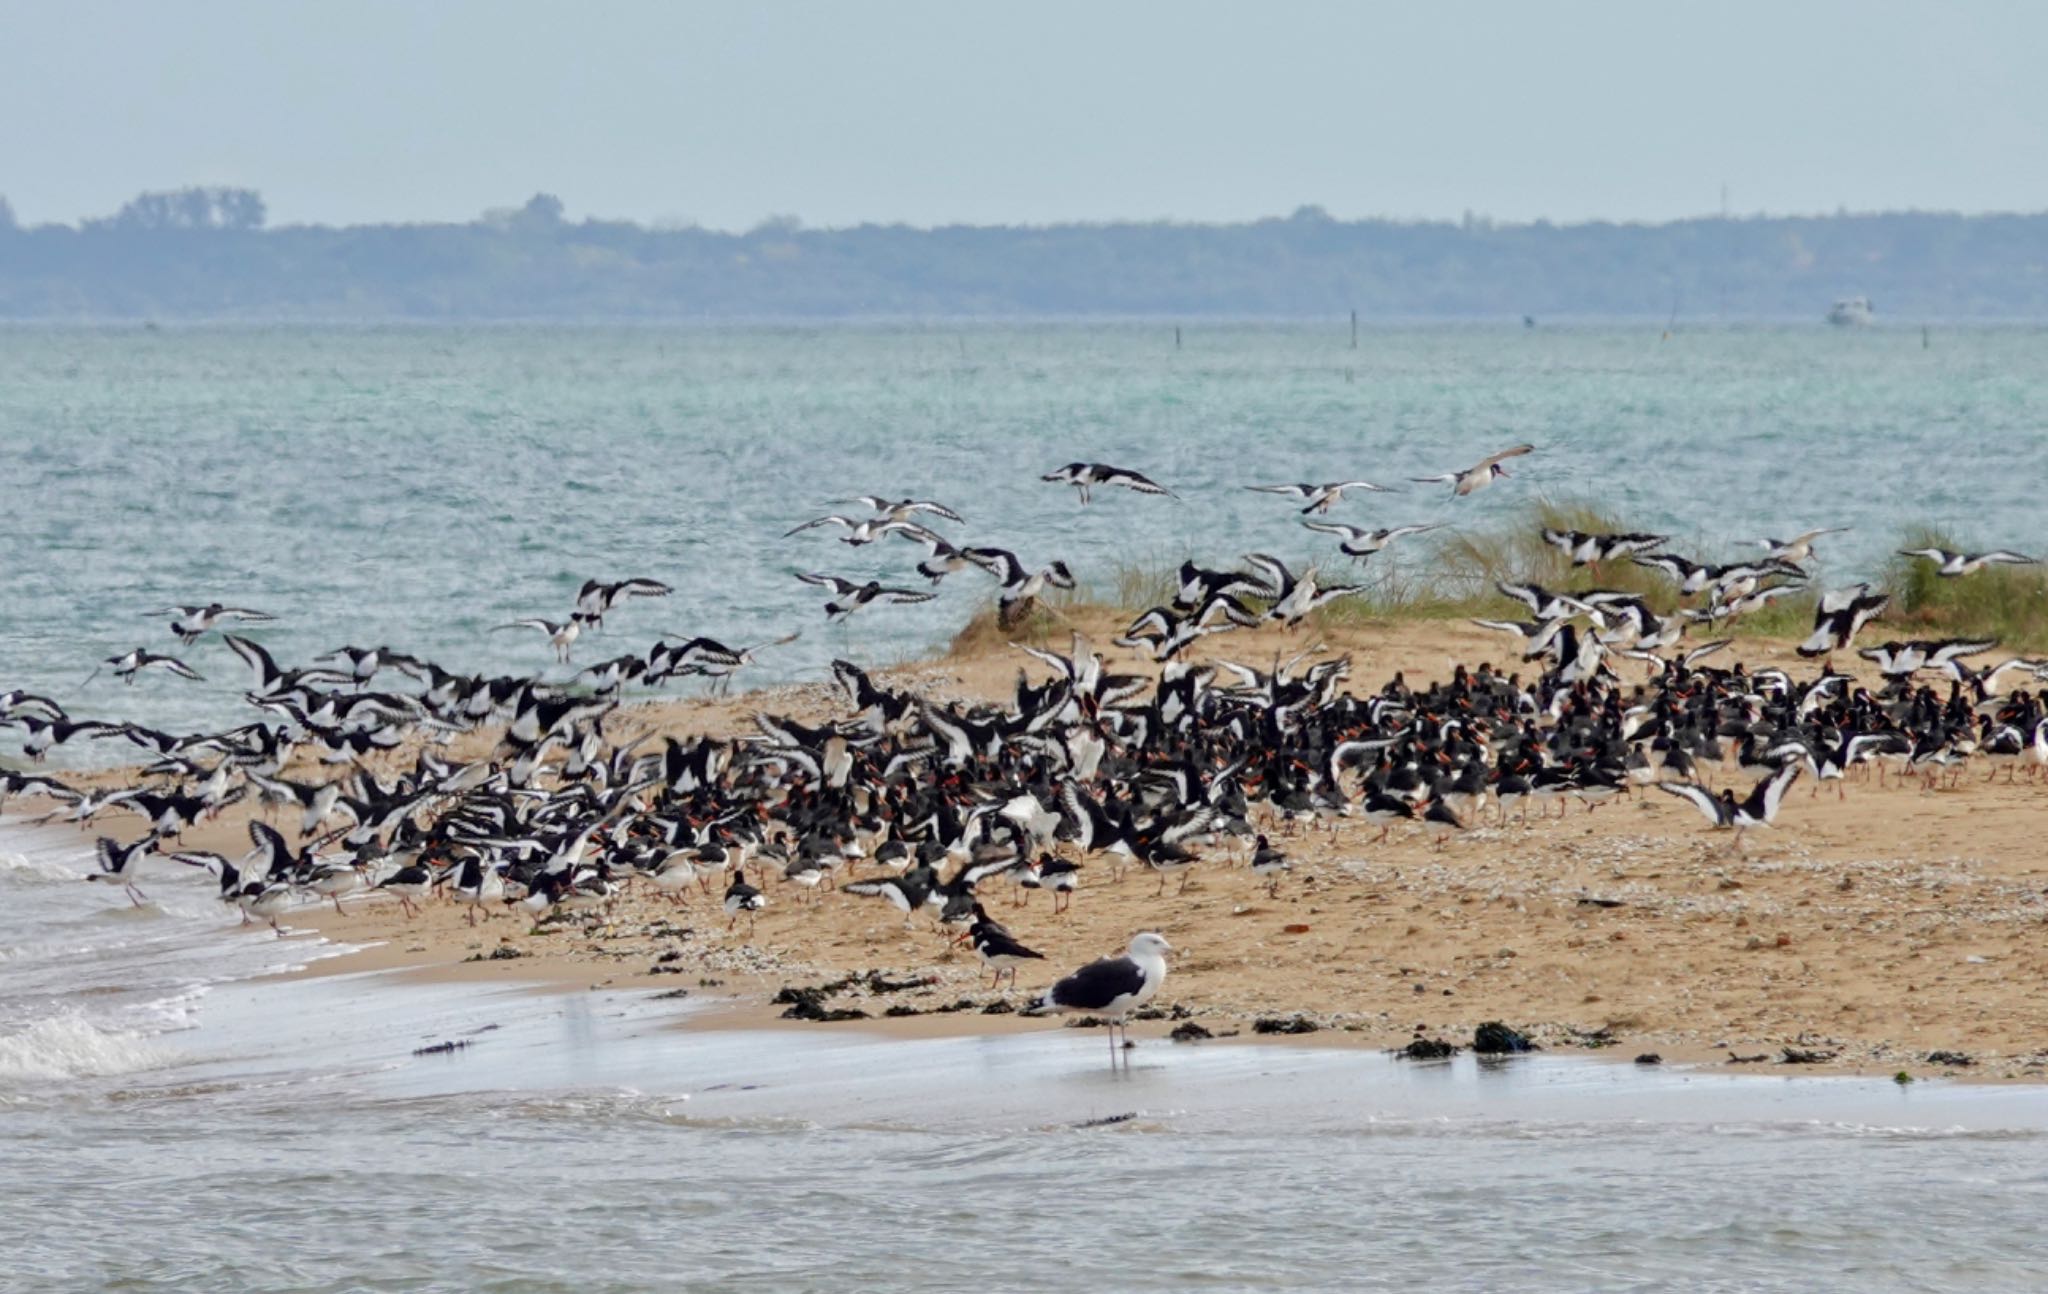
[41,614,2045,1084]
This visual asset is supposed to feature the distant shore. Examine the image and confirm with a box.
[29,616,2048,1083]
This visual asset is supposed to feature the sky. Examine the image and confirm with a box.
[4,1,2045,231]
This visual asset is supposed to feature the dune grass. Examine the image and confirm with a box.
[944,504,2047,659]
[1880,527,2048,650]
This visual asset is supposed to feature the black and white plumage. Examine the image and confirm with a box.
[1656,764,1801,849]
[914,535,999,585]
[838,495,965,524]
[1411,444,1533,497]
[1248,480,1396,515]
[1301,521,1440,561]
[841,865,938,925]
[1469,614,1574,661]
[1494,580,1587,622]
[723,869,767,933]
[967,905,1045,989]
[492,615,589,664]
[1541,528,1669,567]
[1897,547,2039,578]
[1040,462,1175,505]
[85,834,159,907]
[1243,554,1365,627]
[1024,932,1172,1064]
[1858,637,1998,680]
[1249,835,1290,897]
[574,577,672,630]
[964,548,1076,619]
[14,716,121,763]
[795,573,939,620]
[96,648,205,686]
[375,860,434,918]
[1796,584,1891,658]
[782,514,946,547]
[221,634,351,698]
[651,630,801,694]
[1027,854,1082,914]
[1753,527,1848,563]
[144,603,274,646]
[0,690,67,724]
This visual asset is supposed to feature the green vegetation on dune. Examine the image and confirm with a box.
[1882,528,2048,650]
[949,503,2048,658]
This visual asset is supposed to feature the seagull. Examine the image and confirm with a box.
[1411,444,1534,497]
[492,615,588,663]
[1301,521,1440,562]
[794,573,939,620]
[1041,462,1175,505]
[1753,527,1849,563]
[1247,480,1397,515]
[1897,547,2040,578]
[144,603,274,646]
[1795,584,1891,658]
[1024,932,1172,1065]
[1656,764,1801,851]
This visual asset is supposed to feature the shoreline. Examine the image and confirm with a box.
[22,618,2048,1084]
[24,622,2048,1089]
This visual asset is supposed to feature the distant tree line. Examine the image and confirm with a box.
[1,188,2045,320]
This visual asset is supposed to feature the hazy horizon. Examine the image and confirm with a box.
[5,1,2046,232]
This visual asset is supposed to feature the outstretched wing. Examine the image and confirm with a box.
[1476,443,1536,470]
[794,572,858,594]
[784,514,858,537]
[1655,781,1725,826]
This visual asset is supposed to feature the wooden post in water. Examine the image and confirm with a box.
[1174,326,1182,351]
[1350,309,1358,349]
[1922,326,1930,350]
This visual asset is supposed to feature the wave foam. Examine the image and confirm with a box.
[0,1011,175,1082]
[0,850,80,884]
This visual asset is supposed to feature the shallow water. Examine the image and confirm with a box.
[4,322,2046,753]
[5,820,2047,1291]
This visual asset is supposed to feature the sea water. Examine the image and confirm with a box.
[3,322,2045,750]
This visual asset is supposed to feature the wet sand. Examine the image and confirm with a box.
[41,616,2048,1082]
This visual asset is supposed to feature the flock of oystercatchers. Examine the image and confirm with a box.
[5,446,2047,1060]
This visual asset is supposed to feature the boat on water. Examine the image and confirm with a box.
[1827,296,1874,325]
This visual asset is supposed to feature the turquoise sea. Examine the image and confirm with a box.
[3,322,2044,747]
